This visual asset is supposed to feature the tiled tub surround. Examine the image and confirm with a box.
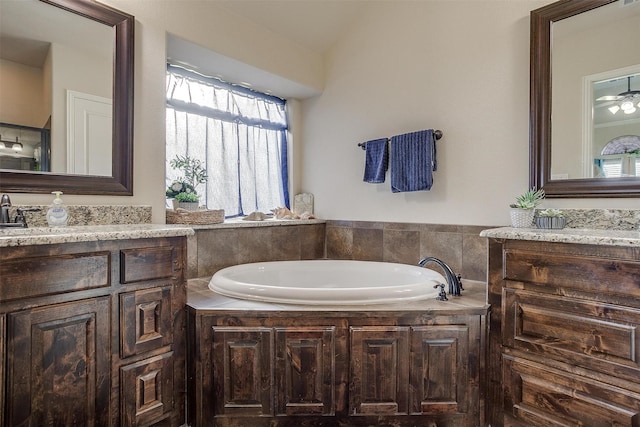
[326,220,495,282]
[188,219,496,282]
[188,219,326,279]
[5,204,152,226]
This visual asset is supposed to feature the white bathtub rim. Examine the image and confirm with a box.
[208,260,446,305]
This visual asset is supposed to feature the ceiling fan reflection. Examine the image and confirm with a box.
[596,76,640,115]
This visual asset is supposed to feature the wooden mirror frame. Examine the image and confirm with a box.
[0,0,134,195]
[530,0,640,198]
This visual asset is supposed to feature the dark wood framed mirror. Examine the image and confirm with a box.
[0,0,133,195]
[530,0,640,198]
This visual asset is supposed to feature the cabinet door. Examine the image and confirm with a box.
[5,297,110,427]
[410,325,469,415]
[274,327,336,416]
[212,327,273,417]
[349,326,410,415]
[120,351,175,426]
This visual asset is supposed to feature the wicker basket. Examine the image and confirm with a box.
[166,208,224,225]
[509,208,534,228]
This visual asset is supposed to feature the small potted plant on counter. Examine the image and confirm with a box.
[509,188,545,228]
[166,155,208,211]
[535,208,565,229]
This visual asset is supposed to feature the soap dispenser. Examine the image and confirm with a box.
[46,191,69,227]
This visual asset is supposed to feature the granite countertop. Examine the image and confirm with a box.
[0,224,194,247]
[480,227,640,247]
[187,277,489,314]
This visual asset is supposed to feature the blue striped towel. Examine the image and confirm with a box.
[390,129,436,193]
[362,138,389,183]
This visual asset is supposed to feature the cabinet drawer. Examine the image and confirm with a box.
[0,252,110,301]
[504,248,640,299]
[504,288,640,381]
[120,246,175,284]
[120,286,173,358]
[503,355,640,426]
[120,351,175,426]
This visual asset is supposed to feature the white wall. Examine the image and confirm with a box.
[301,1,640,225]
[9,0,640,224]
[302,1,541,225]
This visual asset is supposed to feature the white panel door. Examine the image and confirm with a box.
[67,90,112,176]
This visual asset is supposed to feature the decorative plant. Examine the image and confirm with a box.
[538,208,564,217]
[166,155,208,201]
[510,188,545,210]
[174,191,199,203]
[535,208,566,229]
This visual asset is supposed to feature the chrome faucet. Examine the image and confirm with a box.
[0,194,40,228]
[418,257,464,297]
[1,194,12,224]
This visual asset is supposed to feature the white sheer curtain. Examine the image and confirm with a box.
[166,66,288,216]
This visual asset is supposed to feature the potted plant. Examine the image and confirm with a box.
[509,188,544,228]
[535,208,565,229]
[166,155,208,211]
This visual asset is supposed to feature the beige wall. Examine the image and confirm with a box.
[9,0,640,224]
[0,59,46,127]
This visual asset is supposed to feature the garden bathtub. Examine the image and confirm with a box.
[208,260,445,305]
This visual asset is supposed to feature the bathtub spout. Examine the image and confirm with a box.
[418,257,463,297]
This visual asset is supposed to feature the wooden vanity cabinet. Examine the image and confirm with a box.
[0,236,187,427]
[187,309,486,427]
[487,238,640,427]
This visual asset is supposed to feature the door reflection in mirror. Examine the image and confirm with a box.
[550,0,640,181]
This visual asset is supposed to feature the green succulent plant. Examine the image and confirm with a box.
[174,191,199,203]
[510,188,545,209]
[538,208,563,217]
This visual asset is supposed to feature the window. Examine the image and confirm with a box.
[166,65,289,217]
[594,154,640,178]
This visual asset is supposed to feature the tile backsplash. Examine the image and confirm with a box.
[189,220,494,282]
[189,222,326,279]
[8,205,152,226]
[546,209,640,230]
[325,220,495,282]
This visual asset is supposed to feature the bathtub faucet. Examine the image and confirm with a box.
[418,257,463,297]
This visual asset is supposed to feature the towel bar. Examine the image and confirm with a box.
[358,129,443,149]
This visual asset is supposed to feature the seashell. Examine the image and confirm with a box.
[243,211,268,221]
[271,206,299,219]
[299,212,316,220]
